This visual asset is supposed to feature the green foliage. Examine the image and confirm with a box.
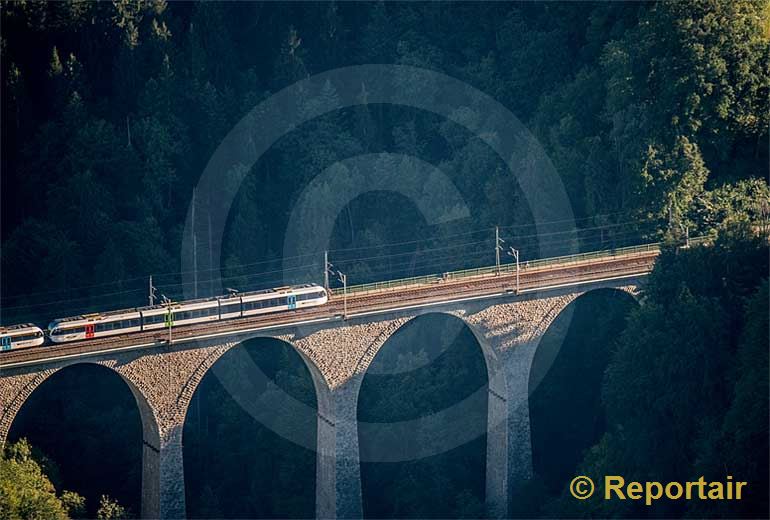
[690,279,769,518]
[693,178,770,234]
[9,365,143,517]
[96,495,130,520]
[2,1,767,326]
[60,491,86,519]
[545,233,769,518]
[0,439,74,520]
[1,2,768,517]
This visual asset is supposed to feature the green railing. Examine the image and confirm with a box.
[332,237,709,296]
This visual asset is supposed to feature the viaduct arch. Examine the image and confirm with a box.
[0,281,641,519]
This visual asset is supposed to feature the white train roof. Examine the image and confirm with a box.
[49,284,325,325]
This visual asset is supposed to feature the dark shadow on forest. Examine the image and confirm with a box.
[8,363,143,518]
[518,289,637,514]
[358,313,488,518]
[183,338,317,519]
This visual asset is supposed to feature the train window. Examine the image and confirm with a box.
[56,326,84,335]
[222,303,240,313]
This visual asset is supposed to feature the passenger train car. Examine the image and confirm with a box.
[47,284,328,344]
[0,323,45,351]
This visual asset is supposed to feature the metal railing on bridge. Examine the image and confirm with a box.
[332,236,709,296]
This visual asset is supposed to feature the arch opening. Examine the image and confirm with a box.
[357,312,489,519]
[183,337,319,519]
[524,288,638,510]
[7,363,146,518]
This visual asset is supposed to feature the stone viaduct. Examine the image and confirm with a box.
[0,278,641,519]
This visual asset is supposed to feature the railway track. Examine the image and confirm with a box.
[0,250,657,368]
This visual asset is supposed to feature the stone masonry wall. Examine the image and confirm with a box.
[0,281,640,519]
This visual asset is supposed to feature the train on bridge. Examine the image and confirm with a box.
[0,284,328,352]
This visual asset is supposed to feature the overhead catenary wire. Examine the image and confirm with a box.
[1,217,662,320]
[1,211,656,304]
[2,224,657,311]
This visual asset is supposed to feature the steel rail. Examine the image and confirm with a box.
[0,249,659,369]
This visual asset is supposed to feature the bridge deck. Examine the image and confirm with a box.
[0,245,663,369]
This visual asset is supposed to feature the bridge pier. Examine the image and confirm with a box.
[505,339,538,493]
[141,429,186,520]
[0,281,642,520]
[485,352,510,518]
[158,427,186,519]
[316,379,363,519]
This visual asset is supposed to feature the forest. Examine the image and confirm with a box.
[1,1,768,519]
[1,0,768,322]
